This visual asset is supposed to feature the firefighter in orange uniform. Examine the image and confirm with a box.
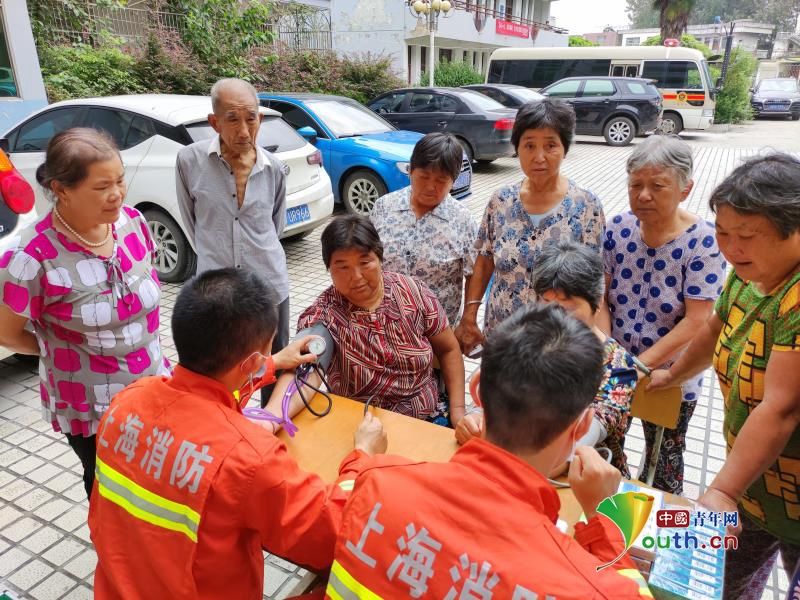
[326,304,654,599]
[88,268,387,599]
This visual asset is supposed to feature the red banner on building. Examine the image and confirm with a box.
[496,19,530,38]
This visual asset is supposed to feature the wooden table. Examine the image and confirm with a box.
[277,393,591,522]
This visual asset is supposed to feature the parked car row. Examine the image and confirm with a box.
[1,75,664,286]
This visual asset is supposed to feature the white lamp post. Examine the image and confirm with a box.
[410,0,453,86]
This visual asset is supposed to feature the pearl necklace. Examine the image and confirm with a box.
[53,206,111,248]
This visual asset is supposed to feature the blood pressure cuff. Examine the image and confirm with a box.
[294,323,335,372]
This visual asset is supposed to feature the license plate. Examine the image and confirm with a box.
[286,204,311,225]
[454,169,471,190]
[767,105,788,111]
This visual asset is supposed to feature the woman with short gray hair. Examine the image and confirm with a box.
[457,242,639,479]
[601,134,726,495]
[650,153,800,598]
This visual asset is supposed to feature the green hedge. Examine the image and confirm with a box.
[419,60,483,87]
[37,39,405,106]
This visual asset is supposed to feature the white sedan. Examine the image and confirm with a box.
[2,94,334,282]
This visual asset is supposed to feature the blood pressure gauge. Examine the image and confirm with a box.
[308,337,327,358]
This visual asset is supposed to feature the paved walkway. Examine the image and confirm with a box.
[1,118,798,599]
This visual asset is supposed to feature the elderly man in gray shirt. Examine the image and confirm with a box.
[176,78,290,406]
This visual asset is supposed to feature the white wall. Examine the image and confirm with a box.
[0,1,48,132]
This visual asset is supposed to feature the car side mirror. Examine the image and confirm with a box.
[0,138,9,153]
[749,87,755,93]
[297,126,317,144]
[715,77,723,89]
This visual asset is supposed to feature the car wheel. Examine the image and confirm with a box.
[342,170,387,216]
[456,138,474,163]
[143,208,196,283]
[476,159,495,165]
[792,114,800,121]
[603,116,636,146]
[659,112,684,135]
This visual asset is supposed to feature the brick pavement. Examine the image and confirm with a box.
[2,122,798,599]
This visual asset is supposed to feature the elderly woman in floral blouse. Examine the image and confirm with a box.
[371,132,477,327]
[455,99,605,355]
[457,242,639,479]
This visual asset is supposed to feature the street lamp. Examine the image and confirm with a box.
[409,0,454,86]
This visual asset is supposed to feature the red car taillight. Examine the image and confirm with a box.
[0,150,34,214]
[494,118,514,131]
[306,150,323,166]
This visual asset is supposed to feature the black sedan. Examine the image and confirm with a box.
[462,83,544,108]
[539,76,662,146]
[750,78,800,120]
[367,87,516,164]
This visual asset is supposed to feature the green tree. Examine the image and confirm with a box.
[654,0,697,40]
[167,0,275,77]
[626,0,660,27]
[714,47,757,123]
[568,35,599,46]
[642,33,713,57]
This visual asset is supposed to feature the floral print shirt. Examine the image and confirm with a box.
[603,211,726,403]
[371,186,478,325]
[0,207,170,436]
[595,337,639,477]
[476,179,605,332]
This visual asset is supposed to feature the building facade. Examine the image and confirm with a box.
[328,0,568,84]
[583,28,620,46]
[618,20,776,58]
[0,0,47,133]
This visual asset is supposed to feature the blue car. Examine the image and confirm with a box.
[258,93,471,215]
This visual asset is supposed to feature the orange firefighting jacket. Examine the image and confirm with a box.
[88,365,369,600]
[326,438,653,599]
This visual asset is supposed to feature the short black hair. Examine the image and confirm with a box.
[532,242,605,313]
[511,98,576,154]
[410,132,463,181]
[480,304,605,453]
[172,268,279,376]
[321,215,384,269]
[709,153,800,239]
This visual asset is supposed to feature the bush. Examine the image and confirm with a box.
[419,61,483,87]
[713,48,757,124]
[132,32,215,95]
[253,51,404,104]
[38,44,145,102]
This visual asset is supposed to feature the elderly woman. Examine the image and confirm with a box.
[601,135,726,495]
[650,154,800,600]
[0,128,169,498]
[275,214,466,426]
[455,99,604,355]
[371,132,477,327]
[457,242,639,478]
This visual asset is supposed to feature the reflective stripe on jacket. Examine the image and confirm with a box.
[89,365,369,600]
[327,438,653,599]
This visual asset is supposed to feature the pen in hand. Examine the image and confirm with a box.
[363,396,374,416]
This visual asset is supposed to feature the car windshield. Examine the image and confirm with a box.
[308,100,393,137]
[759,79,799,92]
[507,87,543,102]
[185,116,306,152]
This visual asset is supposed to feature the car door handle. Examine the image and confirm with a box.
[436,120,448,126]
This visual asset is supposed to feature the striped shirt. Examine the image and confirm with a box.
[297,271,448,419]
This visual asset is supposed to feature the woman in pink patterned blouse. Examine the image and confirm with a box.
[0,128,169,498]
